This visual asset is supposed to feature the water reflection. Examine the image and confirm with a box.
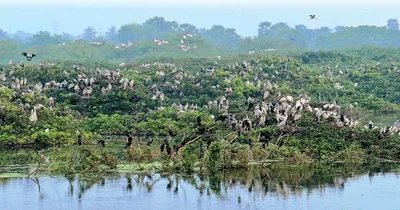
[1,164,400,209]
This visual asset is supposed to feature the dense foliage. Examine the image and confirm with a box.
[2,21,400,174]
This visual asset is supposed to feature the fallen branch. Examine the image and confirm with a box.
[264,129,297,161]
[29,157,42,176]
[173,122,223,156]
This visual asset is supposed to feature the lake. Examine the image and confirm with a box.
[1,165,400,210]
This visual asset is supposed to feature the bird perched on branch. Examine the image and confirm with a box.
[196,116,206,135]
[168,129,177,137]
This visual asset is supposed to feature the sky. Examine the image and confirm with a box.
[1,0,400,37]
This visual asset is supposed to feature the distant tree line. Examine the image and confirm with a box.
[0,17,400,54]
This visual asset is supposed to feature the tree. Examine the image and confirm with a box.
[59,32,76,40]
[202,25,241,48]
[266,22,293,39]
[292,24,310,47]
[387,19,399,31]
[225,28,241,46]
[143,16,179,37]
[257,21,272,37]
[334,26,346,32]
[312,27,331,36]
[178,23,198,34]
[0,29,8,39]
[106,26,118,42]
[29,31,63,46]
[118,23,145,43]
[11,30,33,43]
[82,27,98,41]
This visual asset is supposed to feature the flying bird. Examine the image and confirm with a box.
[22,52,36,61]
[309,15,318,20]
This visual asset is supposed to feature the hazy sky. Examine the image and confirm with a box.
[1,0,400,37]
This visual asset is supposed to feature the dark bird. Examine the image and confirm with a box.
[78,134,82,146]
[197,116,202,126]
[98,140,105,147]
[19,63,25,68]
[199,143,204,158]
[216,114,227,122]
[243,120,251,131]
[339,114,345,122]
[207,139,212,149]
[248,139,253,149]
[166,144,172,155]
[125,133,133,149]
[173,144,179,152]
[231,122,237,130]
[0,67,3,72]
[260,134,271,148]
[309,15,317,20]
[147,138,153,146]
[197,126,206,135]
[168,130,177,137]
[160,143,165,152]
[22,52,36,61]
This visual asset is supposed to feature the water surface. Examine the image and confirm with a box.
[1,166,399,210]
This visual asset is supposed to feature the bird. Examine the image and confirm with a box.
[98,140,105,147]
[160,143,165,152]
[197,116,202,126]
[22,52,36,61]
[310,15,318,20]
[168,130,177,137]
[247,139,253,149]
[73,63,80,71]
[146,138,153,146]
[166,144,172,155]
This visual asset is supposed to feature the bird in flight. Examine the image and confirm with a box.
[310,15,318,20]
[22,52,36,61]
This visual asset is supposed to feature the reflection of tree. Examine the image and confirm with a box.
[126,176,132,191]
[77,175,104,199]
[4,164,396,202]
[132,173,160,193]
[66,175,74,197]
[0,178,10,186]
[174,164,397,199]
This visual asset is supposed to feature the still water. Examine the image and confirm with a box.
[1,165,400,210]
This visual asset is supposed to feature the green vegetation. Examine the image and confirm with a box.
[1,17,400,177]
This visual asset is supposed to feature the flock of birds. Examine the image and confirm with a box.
[1,48,400,154]
[54,32,198,53]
